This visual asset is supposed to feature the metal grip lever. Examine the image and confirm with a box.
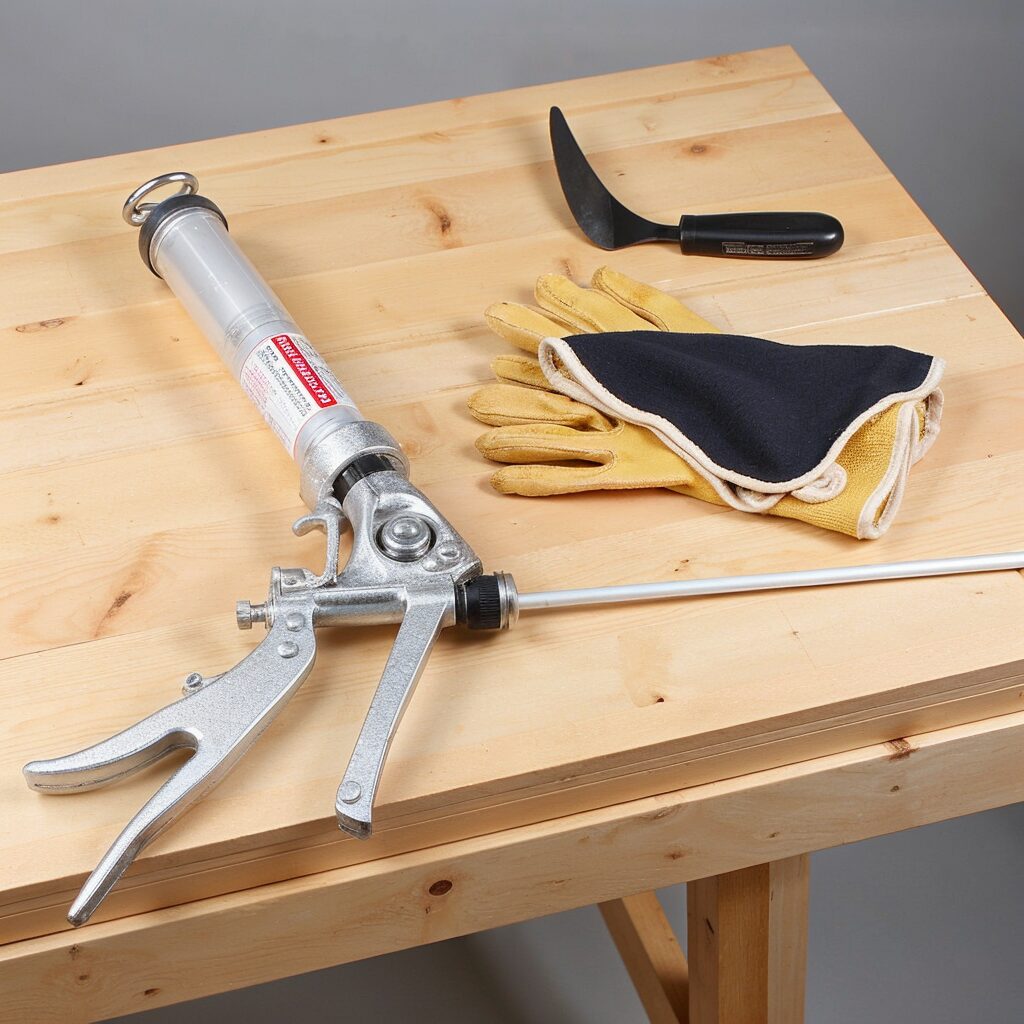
[24,611,317,926]
[335,591,450,838]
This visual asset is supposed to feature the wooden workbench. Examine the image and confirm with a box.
[1,46,1022,1022]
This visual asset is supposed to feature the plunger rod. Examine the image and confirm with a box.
[517,551,1024,613]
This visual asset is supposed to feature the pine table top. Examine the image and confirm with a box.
[2,45,1022,943]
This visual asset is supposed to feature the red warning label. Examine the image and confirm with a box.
[270,334,338,408]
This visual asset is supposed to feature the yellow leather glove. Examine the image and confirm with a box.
[470,267,723,501]
[469,351,725,502]
[469,267,938,539]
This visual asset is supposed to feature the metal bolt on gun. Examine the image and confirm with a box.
[23,173,1024,927]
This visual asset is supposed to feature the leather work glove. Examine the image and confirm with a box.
[468,267,944,539]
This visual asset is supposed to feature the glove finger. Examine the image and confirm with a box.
[488,463,614,497]
[491,353,550,389]
[479,417,710,496]
[535,274,652,333]
[484,301,577,354]
[475,423,613,464]
[489,450,698,496]
[469,387,614,430]
[591,266,720,334]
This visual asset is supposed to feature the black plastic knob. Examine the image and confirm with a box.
[459,575,503,630]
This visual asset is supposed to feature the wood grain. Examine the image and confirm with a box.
[1,45,1022,944]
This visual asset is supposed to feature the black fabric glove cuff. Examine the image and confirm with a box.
[538,330,944,494]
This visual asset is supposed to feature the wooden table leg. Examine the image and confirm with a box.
[600,891,690,1023]
[687,854,809,1024]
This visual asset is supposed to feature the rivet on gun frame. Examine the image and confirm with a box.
[277,641,299,659]
[436,540,460,562]
[339,781,362,804]
[285,612,305,631]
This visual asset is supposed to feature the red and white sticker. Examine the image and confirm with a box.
[240,333,356,455]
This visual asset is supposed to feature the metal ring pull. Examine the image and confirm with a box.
[121,171,199,226]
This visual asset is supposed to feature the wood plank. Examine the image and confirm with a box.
[1,48,1022,945]
[600,891,689,1023]
[687,856,809,1023]
[2,708,1024,1024]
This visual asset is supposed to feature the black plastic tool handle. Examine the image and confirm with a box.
[679,211,843,259]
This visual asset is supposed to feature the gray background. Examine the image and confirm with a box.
[2,1,1022,1020]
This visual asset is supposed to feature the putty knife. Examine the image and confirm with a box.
[550,106,844,259]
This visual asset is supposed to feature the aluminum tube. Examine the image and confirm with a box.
[517,551,1024,612]
[149,206,363,462]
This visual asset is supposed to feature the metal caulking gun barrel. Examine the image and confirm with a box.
[23,173,516,926]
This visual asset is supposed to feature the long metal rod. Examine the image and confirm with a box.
[518,551,1024,612]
